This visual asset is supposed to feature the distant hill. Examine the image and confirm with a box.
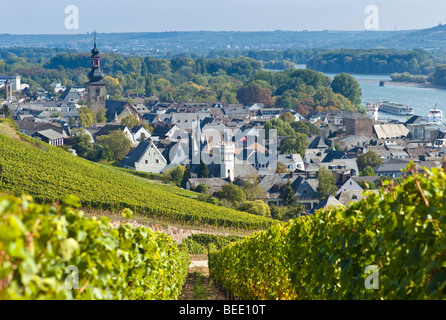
[368,24,446,49]
[4,26,446,56]
[0,120,275,231]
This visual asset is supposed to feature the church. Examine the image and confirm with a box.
[86,35,142,124]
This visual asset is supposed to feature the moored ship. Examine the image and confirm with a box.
[426,105,443,123]
[378,101,414,115]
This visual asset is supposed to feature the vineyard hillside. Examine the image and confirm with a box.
[0,123,276,231]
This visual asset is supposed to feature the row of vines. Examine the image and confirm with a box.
[209,165,446,299]
[0,194,189,299]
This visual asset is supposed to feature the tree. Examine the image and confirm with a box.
[121,115,140,129]
[166,165,186,186]
[316,166,337,199]
[215,183,246,204]
[0,105,11,118]
[240,177,266,200]
[195,184,209,194]
[280,180,298,207]
[330,73,362,105]
[78,107,95,127]
[71,128,94,158]
[181,165,191,189]
[279,112,295,124]
[279,133,309,157]
[264,118,295,138]
[431,64,446,86]
[291,121,320,136]
[97,130,132,162]
[360,166,376,177]
[144,74,155,97]
[236,83,273,106]
[142,123,154,134]
[276,162,288,173]
[238,200,271,217]
[357,151,383,172]
[198,160,209,178]
[95,108,106,124]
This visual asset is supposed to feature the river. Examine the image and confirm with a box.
[293,64,446,123]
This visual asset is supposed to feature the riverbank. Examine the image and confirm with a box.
[385,80,446,90]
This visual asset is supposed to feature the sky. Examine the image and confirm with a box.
[3,0,446,34]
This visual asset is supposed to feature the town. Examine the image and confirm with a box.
[1,39,445,220]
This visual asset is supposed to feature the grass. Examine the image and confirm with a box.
[192,271,208,300]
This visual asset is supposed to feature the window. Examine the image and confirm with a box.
[156,159,159,164]
[352,195,358,200]
[145,160,148,164]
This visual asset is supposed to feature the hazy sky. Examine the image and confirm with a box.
[3,0,446,34]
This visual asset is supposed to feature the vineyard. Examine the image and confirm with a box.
[0,129,276,231]
[0,194,189,299]
[209,165,446,299]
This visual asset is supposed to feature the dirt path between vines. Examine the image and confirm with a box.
[181,254,227,300]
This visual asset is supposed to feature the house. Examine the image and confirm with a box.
[94,124,136,145]
[405,116,427,140]
[120,140,168,174]
[390,151,410,159]
[336,177,363,195]
[309,194,344,213]
[223,106,252,119]
[133,103,151,115]
[294,177,320,211]
[257,108,283,119]
[292,111,304,122]
[131,125,151,142]
[58,87,83,104]
[335,135,370,149]
[319,159,360,177]
[105,100,143,124]
[336,190,376,206]
[150,123,182,141]
[257,173,300,206]
[186,178,230,194]
[373,158,410,178]
[278,154,305,171]
[161,141,189,168]
[321,150,349,162]
[16,120,66,137]
[308,195,343,215]
[308,136,331,150]
[373,124,409,140]
[248,103,264,111]
[32,129,64,146]
[170,112,211,130]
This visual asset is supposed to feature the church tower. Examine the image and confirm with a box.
[87,33,106,113]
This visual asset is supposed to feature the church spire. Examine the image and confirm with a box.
[87,31,104,83]
[91,30,99,56]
